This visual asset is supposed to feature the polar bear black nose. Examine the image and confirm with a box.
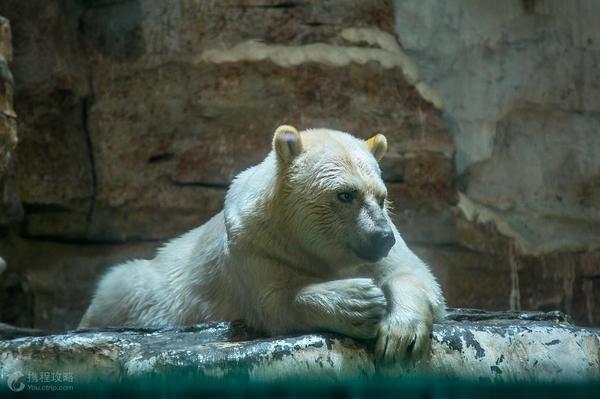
[372,228,395,256]
[353,227,397,262]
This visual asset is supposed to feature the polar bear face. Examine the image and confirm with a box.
[273,126,396,267]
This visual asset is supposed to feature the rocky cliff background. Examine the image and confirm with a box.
[0,0,597,331]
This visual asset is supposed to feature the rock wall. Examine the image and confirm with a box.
[394,0,600,325]
[0,16,19,229]
[0,0,597,330]
[394,0,600,254]
[0,16,30,329]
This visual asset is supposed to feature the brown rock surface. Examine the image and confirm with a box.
[0,238,156,331]
[1,1,453,242]
[81,0,452,241]
[0,15,19,228]
[1,2,92,239]
[0,1,597,330]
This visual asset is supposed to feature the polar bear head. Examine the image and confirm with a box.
[273,125,396,267]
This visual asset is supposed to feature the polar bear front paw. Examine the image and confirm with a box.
[297,278,388,340]
[375,308,433,364]
[329,278,388,340]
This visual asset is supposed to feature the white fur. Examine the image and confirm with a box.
[80,128,446,362]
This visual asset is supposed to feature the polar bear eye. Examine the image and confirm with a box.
[337,191,355,203]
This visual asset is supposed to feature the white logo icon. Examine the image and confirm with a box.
[7,371,25,392]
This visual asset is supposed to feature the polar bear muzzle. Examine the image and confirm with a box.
[353,225,396,263]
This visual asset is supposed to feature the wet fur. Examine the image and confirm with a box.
[80,128,446,362]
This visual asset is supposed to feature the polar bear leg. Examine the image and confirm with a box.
[78,259,158,328]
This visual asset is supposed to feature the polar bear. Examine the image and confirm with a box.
[80,125,446,362]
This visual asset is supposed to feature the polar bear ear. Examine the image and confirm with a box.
[366,133,388,161]
[273,125,303,163]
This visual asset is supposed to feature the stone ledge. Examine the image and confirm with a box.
[0,309,598,383]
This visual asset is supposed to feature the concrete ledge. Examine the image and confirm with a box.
[0,309,598,384]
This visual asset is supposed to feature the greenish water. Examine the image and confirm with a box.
[2,374,599,398]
